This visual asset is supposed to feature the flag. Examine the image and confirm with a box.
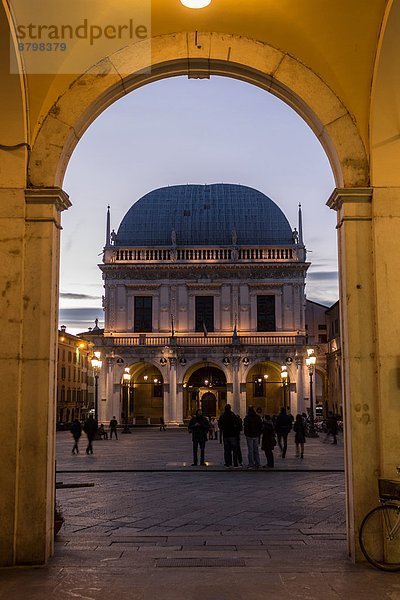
[171,314,175,337]
[202,320,208,338]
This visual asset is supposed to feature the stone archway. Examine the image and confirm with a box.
[183,364,227,419]
[3,25,394,568]
[29,32,368,189]
[246,361,285,416]
[125,362,164,424]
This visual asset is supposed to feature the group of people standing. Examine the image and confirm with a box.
[188,405,322,468]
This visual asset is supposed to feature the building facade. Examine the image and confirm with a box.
[325,301,342,416]
[57,327,94,424]
[82,184,327,425]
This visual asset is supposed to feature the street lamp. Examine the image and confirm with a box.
[122,367,132,434]
[281,366,289,410]
[91,351,102,423]
[305,349,319,437]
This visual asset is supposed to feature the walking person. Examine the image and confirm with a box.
[261,414,276,468]
[325,411,338,444]
[244,406,263,468]
[218,404,240,467]
[293,413,306,458]
[109,416,118,439]
[275,407,292,458]
[159,416,167,431]
[210,417,219,440]
[188,409,210,466]
[208,417,215,440]
[70,418,82,454]
[83,414,98,455]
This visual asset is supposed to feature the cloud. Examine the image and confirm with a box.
[59,307,104,334]
[60,292,101,300]
[307,271,338,281]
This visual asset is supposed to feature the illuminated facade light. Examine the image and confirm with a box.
[180,0,212,8]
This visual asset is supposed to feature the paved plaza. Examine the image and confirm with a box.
[1,429,400,599]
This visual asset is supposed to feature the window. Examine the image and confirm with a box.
[134,296,152,332]
[319,334,327,343]
[195,296,214,333]
[318,324,327,330]
[257,296,276,332]
[61,366,66,380]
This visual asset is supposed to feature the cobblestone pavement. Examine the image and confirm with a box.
[56,427,345,471]
[1,430,400,599]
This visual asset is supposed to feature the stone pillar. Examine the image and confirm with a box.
[295,355,305,414]
[0,188,70,566]
[232,356,240,413]
[176,382,184,424]
[370,187,400,475]
[105,356,116,422]
[168,357,177,423]
[327,188,378,561]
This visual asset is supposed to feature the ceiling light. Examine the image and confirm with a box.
[180,0,212,8]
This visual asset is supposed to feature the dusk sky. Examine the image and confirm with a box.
[60,75,337,334]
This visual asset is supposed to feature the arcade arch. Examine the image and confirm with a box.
[29,32,368,189]
[183,363,228,419]
[2,6,400,566]
[245,361,288,416]
[123,362,164,423]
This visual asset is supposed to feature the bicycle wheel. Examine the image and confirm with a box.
[359,504,400,571]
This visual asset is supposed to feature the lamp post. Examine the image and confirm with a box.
[91,351,102,423]
[281,366,289,411]
[305,349,319,437]
[122,368,132,434]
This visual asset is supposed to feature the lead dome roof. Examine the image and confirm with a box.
[115,184,294,247]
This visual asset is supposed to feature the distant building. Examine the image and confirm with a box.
[80,183,331,424]
[305,299,330,414]
[325,301,342,416]
[57,327,94,423]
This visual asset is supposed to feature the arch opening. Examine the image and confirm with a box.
[29,33,368,190]
[122,362,164,424]
[184,364,227,419]
[246,361,288,416]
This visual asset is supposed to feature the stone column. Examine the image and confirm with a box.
[168,357,177,424]
[105,355,116,422]
[176,382,184,424]
[370,187,400,475]
[327,188,378,561]
[295,355,305,414]
[0,188,70,566]
[232,356,240,414]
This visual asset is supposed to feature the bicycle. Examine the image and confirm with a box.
[359,476,400,571]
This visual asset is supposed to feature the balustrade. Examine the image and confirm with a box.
[109,333,302,347]
[109,245,297,264]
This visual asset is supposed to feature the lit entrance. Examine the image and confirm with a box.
[184,366,227,419]
[122,363,164,424]
[246,361,290,416]
[201,392,217,418]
